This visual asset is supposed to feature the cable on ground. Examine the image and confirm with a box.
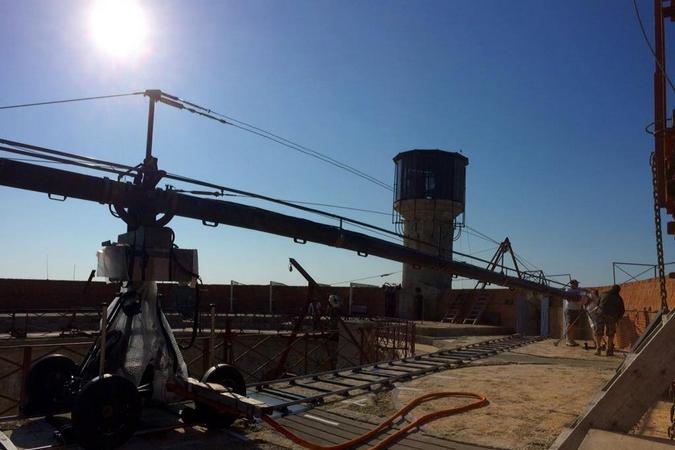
[261,391,488,450]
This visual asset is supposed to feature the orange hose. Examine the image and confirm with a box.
[262,391,489,450]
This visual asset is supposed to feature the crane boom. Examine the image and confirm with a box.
[0,157,572,298]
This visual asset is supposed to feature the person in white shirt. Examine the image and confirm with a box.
[563,279,585,346]
[584,289,602,354]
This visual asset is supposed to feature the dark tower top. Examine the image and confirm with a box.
[393,149,468,204]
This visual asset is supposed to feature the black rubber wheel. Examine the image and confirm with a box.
[21,354,77,416]
[71,374,141,450]
[195,364,246,428]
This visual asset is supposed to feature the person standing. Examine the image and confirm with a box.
[414,287,424,321]
[563,279,585,346]
[596,285,625,356]
[383,283,399,318]
[585,289,602,354]
[327,294,342,330]
[307,299,322,331]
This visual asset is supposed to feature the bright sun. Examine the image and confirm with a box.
[89,0,148,59]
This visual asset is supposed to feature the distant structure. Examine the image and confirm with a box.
[393,149,468,319]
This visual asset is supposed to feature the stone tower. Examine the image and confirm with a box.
[393,149,468,319]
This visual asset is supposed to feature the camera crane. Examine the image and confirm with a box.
[0,89,573,449]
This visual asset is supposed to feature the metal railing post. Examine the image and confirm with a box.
[224,315,233,364]
[359,328,365,365]
[349,283,353,316]
[19,346,32,410]
[99,302,108,376]
[304,333,309,374]
[209,303,216,368]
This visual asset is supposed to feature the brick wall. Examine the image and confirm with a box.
[591,278,675,349]
[0,277,667,350]
[0,279,116,310]
[0,279,386,316]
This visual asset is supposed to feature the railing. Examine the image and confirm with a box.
[359,320,415,363]
[0,313,415,420]
[611,261,675,284]
[0,308,101,339]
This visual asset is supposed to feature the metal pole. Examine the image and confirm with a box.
[224,315,232,364]
[422,295,425,323]
[304,334,308,374]
[99,302,108,377]
[144,93,157,163]
[209,303,216,367]
[359,328,364,365]
[269,283,273,315]
[349,283,353,316]
[19,346,32,410]
[230,280,234,313]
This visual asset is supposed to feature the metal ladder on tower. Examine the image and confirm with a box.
[462,237,522,325]
[462,290,491,325]
[442,291,465,323]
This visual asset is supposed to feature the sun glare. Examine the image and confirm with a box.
[89,0,148,59]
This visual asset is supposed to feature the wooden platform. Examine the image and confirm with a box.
[274,408,494,450]
[1,405,494,450]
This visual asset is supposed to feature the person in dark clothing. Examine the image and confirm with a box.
[414,287,424,321]
[596,285,625,356]
[383,283,400,318]
[308,299,322,331]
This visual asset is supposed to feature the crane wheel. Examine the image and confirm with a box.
[71,374,141,450]
[195,364,246,429]
[21,354,77,416]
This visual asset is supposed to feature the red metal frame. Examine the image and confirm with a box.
[654,0,675,214]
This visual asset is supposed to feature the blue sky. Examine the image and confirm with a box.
[0,0,671,287]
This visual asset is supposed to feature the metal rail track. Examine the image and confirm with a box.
[5,335,539,450]
[249,334,541,415]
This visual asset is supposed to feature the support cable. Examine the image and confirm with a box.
[328,271,402,286]
[464,226,501,245]
[632,0,675,93]
[171,189,391,216]
[156,91,392,191]
[0,92,144,110]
